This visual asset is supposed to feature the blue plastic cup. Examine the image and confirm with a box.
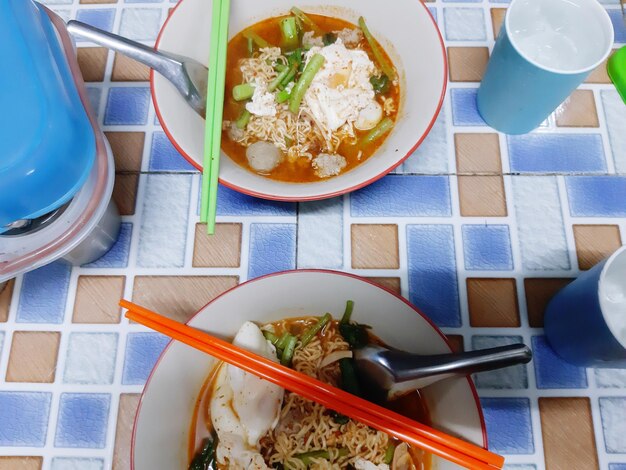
[544,246,626,368]
[477,0,614,134]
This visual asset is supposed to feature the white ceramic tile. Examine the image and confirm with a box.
[297,198,344,269]
[512,176,570,270]
[118,8,162,41]
[602,90,626,173]
[444,8,487,41]
[137,174,192,268]
[595,368,626,388]
[472,336,528,389]
[51,458,104,470]
[400,104,449,174]
[599,397,626,453]
[63,333,118,385]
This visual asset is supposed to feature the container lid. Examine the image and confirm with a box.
[0,0,95,230]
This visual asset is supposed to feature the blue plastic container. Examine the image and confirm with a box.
[0,0,95,231]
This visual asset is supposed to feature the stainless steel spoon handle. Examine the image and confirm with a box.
[389,344,532,383]
[66,20,182,90]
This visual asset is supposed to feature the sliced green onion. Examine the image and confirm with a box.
[243,31,271,48]
[289,53,325,114]
[235,109,251,129]
[281,335,297,366]
[290,7,323,35]
[383,444,396,465]
[280,16,299,50]
[300,313,332,347]
[232,83,255,101]
[361,117,394,146]
[358,17,396,80]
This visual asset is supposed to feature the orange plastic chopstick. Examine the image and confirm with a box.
[121,300,504,470]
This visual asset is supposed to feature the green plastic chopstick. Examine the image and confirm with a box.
[200,0,231,233]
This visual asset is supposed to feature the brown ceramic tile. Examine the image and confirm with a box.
[555,90,599,127]
[193,223,242,267]
[539,397,599,470]
[132,276,239,323]
[455,134,502,174]
[0,279,14,322]
[365,277,402,295]
[586,49,616,84]
[76,47,108,82]
[458,176,507,217]
[446,335,465,353]
[0,457,42,470]
[73,276,125,324]
[104,132,145,172]
[448,47,490,82]
[524,278,574,328]
[6,332,60,383]
[112,53,151,82]
[351,225,400,269]
[491,8,507,38]
[112,174,139,216]
[113,393,141,470]
[573,225,622,271]
[467,278,520,327]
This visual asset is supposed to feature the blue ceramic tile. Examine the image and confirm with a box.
[595,368,626,388]
[55,393,110,448]
[503,466,535,470]
[450,89,486,126]
[462,225,513,271]
[298,198,344,269]
[351,176,451,217]
[52,458,104,470]
[122,333,170,385]
[444,8,486,41]
[508,134,607,173]
[248,224,297,279]
[407,225,461,327]
[399,108,449,174]
[532,336,588,389]
[600,397,626,453]
[51,8,71,22]
[149,132,196,171]
[75,9,115,32]
[118,8,162,41]
[609,10,626,43]
[63,333,118,385]
[213,184,296,216]
[481,398,534,454]
[566,176,626,217]
[126,0,164,3]
[17,261,71,323]
[602,90,626,173]
[428,7,437,23]
[609,465,626,470]
[41,0,72,4]
[472,336,528,389]
[86,87,102,117]
[0,392,51,446]
[137,175,192,268]
[84,223,132,268]
[444,0,481,3]
[104,87,150,125]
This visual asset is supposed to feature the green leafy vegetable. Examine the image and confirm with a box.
[290,7,323,35]
[383,444,396,465]
[280,17,299,50]
[339,358,361,396]
[370,74,390,94]
[289,53,325,113]
[276,89,290,103]
[338,323,368,349]
[295,448,348,465]
[188,436,217,470]
[269,66,294,92]
[235,109,251,129]
[323,32,338,46]
[330,410,349,425]
[243,31,271,49]
[361,117,394,146]
[300,313,332,347]
[275,332,291,351]
[358,17,396,80]
[247,36,254,56]
[281,335,298,366]
[262,330,279,345]
[340,300,355,324]
[232,83,255,101]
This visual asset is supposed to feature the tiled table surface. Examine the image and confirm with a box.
[1,1,626,469]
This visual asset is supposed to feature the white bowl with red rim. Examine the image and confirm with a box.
[131,270,487,469]
[152,0,446,201]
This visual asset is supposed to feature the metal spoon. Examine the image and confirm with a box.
[66,20,208,116]
[354,343,532,400]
